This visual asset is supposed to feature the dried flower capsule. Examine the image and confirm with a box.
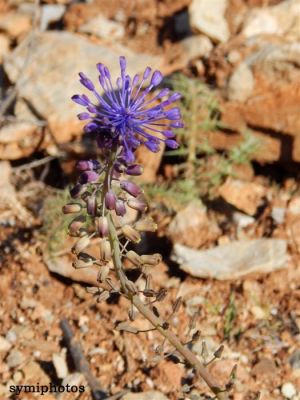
[120,181,142,197]
[105,190,116,210]
[97,289,110,302]
[115,199,126,216]
[140,253,162,266]
[135,217,157,232]
[96,216,108,237]
[127,198,148,212]
[86,195,97,216]
[125,250,142,267]
[121,225,141,243]
[99,239,111,261]
[125,164,143,176]
[69,184,87,199]
[62,203,82,214]
[68,216,86,236]
[78,252,96,263]
[72,235,90,254]
[97,266,110,283]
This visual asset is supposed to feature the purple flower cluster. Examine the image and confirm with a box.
[72,56,183,162]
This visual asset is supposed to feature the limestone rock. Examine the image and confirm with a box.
[167,202,220,248]
[79,15,125,40]
[4,31,163,146]
[171,239,287,280]
[219,178,265,216]
[227,62,254,102]
[242,0,300,41]
[180,35,213,61]
[0,12,31,39]
[189,0,230,43]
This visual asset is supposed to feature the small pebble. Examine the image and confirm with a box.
[281,382,297,399]
[7,350,24,368]
[0,336,12,353]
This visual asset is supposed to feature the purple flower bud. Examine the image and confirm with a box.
[157,88,169,98]
[120,181,142,197]
[144,140,160,153]
[151,71,163,86]
[165,139,179,149]
[119,56,126,75]
[125,164,143,176]
[105,190,116,210]
[71,94,90,106]
[162,130,175,139]
[79,171,99,184]
[76,160,100,171]
[79,72,95,91]
[96,216,108,238]
[115,199,126,216]
[165,107,181,120]
[143,67,152,80]
[170,121,184,128]
[86,196,97,216]
[70,184,87,199]
[77,112,90,120]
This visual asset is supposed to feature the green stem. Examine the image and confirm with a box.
[107,214,228,399]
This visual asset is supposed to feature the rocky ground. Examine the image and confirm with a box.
[1,0,300,399]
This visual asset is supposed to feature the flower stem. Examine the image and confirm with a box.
[107,214,228,399]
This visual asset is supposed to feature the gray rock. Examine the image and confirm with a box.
[79,15,125,40]
[189,0,230,43]
[281,382,297,399]
[0,336,12,353]
[171,239,287,280]
[242,0,300,41]
[181,35,213,61]
[4,31,163,144]
[7,349,25,368]
[289,350,300,369]
[227,62,254,102]
[122,392,169,400]
[271,207,286,225]
[40,5,66,31]
[52,353,68,379]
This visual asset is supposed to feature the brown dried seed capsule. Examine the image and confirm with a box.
[140,254,162,266]
[214,345,224,359]
[121,225,141,243]
[172,296,182,313]
[99,239,111,262]
[127,198,148,213]
[97,290,110,303]
[68,216,85,236]
[62,203,82,214]
[135,217,157,232]
[96,216,108,237]
[97,265,110,282]
[156,288,168,302]
[71,235,90,254]
[125,250,142,266]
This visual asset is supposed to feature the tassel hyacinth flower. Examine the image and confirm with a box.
[72,56,183,163]
[63,56,229,400]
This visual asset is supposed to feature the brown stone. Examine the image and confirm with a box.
[218,178,265,215]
